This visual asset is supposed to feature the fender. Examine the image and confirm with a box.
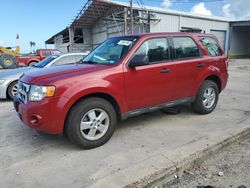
[55,79,126,126]
[28,58,39,64]
[193,65,223,95]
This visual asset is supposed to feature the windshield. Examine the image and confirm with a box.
[33,55,58,68]
[80,37,138,65]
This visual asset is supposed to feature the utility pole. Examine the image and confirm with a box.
[130,0,133,34]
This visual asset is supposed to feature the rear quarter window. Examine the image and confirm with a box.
[199,37,222,57]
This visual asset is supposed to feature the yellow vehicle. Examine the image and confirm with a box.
[0,46,20,69]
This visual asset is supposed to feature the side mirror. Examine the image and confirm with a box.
[128,55,149,68]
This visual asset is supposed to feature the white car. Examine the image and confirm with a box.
[0,52,87,99]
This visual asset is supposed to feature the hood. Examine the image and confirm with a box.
[20,63,111,85]
[0,67,33,80]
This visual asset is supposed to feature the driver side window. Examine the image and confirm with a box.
[135,38,169,63]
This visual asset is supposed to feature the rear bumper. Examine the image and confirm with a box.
[13,96,65,134]
[221,71,229,91]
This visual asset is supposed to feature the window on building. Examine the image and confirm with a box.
[180,27,202,33]
[173,37,200,59]
[74,28,84,43]
[200,37,222,56]
[135,38,169,63]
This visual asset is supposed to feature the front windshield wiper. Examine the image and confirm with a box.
[80,60,98,64]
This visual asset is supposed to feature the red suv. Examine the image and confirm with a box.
[14,33,228,149]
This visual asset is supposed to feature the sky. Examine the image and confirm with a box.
[0,0,249,53]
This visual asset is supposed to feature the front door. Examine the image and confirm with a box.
[124,37,174,111]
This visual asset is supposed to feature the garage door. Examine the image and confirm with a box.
[210,30,226,49]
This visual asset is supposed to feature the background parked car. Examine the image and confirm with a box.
[0,52,87,99]
[16,49,62,67]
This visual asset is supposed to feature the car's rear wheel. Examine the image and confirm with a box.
[7,81,18,99]
[29,61,37,67]
[65,97,117,149]
[192,80,219,114]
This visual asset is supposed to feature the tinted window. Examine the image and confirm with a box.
[53,55,83,66]
[135,38,169,63]
[200,37,222,56]
[173,37,200,59]
[42,50,51,57]
[33,56,57,68]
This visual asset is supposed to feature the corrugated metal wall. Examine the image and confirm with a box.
[92,19,125,48]
[54,9,230,53]
[150,13,229,52]
[150,13,180,32]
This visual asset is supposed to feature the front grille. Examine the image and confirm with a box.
[18,81,30,103]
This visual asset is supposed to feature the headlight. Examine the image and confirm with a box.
[29,85,56,101]
[0,79,5,85]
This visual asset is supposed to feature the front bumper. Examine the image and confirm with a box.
[13,95,65,134]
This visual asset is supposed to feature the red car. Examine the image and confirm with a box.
[14,32,228,149]
[16,49,61,67]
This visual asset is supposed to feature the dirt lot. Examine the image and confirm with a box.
[164,136,250,188]
[0,60,250,188]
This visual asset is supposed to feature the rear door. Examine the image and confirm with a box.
[168,36,203,100]
[124,37,175,111]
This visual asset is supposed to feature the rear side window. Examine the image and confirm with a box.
[173,37,200,59]
[42,50,51,57]
[135,38,170,63]
[200,37,222,56]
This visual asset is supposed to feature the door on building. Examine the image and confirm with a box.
[210,30,226,50]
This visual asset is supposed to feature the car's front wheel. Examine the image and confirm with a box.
[65,97,117,149]
[192,80,219,114]
[7,81,18,99]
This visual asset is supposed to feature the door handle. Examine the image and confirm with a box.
[196,63,205,68]
[160,68,171,73]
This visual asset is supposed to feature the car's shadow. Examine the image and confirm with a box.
[117,104,194,130]
[6,102,196,151]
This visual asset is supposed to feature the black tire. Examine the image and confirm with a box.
[7,81,18,99]
[28,61,37,67]
[0,54,17,69]
[65,97,117,149]
[192,80,219,114]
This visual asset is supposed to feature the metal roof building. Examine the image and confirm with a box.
[45,0,230,53]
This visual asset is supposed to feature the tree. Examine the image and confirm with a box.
[29,41,36,53]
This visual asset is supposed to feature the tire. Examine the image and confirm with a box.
[192,80,219,114]
[0,54,17,69]
[65,97,117,149]
[7,81,18,99]
[29,61,37,67]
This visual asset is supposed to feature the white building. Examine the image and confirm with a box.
[46,0,230,54]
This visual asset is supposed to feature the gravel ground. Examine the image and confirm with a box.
[164,136,250,188]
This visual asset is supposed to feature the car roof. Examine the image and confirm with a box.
[113,32,216,38]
